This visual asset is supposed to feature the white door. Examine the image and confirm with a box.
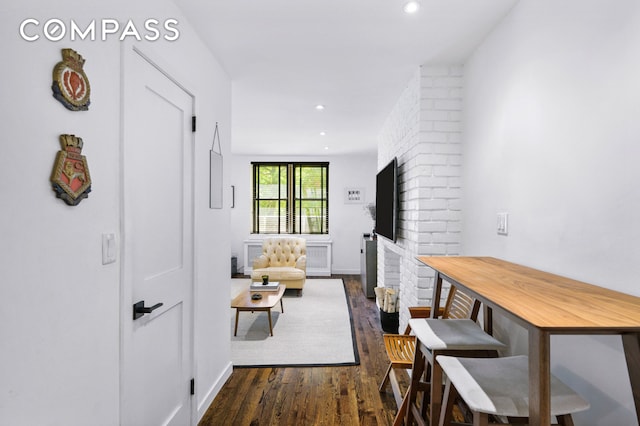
[121,46,194,426]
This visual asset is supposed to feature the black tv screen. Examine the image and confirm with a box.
[375,158,398,242]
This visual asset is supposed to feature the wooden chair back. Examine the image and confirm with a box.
[442,285,480,321]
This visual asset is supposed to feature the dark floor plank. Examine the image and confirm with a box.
[199,275,398,426]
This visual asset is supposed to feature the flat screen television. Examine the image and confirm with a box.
[375,157,398,242]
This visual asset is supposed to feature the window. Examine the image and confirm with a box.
[252,162,329,234]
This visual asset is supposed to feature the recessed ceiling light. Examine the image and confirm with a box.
[320,131,326,136]
[403,1,420,14]
[315,104,325,110]
[324,146,329,150]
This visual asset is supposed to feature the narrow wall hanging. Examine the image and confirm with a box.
[51,134,92,206]
[52,48,91,111]
[209,122,223,209]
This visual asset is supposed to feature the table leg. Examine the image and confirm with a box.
[622,332,640,424]
[529,328,551,425]
[280,298,284,313]
[267,308,273,336]
[430,272,443,319]
[484,305,493,336]
[234,309,239,336]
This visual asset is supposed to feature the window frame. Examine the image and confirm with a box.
[252,162,329,234]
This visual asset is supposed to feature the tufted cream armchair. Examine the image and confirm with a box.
[251,237,307,296]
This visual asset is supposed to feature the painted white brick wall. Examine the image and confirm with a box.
[377,64,463,331]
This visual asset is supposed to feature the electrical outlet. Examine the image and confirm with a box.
[497,212,509,235]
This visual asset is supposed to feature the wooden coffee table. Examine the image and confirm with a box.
[231,284,286,336]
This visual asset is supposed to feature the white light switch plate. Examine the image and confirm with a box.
[102,233,117,265]
[497,212,509,235]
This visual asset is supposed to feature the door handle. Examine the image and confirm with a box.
[133,300,164,320]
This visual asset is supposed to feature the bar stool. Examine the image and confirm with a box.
[436,355,590,426]
[379,286,471,425]
[405,318,506,426]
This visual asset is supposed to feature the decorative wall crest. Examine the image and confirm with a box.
[52,48,91,111]
[50,134,92,206]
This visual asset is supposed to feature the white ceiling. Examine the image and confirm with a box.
[174,0,518,156]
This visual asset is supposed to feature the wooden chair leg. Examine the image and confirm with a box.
[379,363,393,392]
[438,378,458,426]
[556,414,575,426]
[380,365,405,411]
[389,369,404,409]
[420,380,430,421]
[406,343,427,426]
[393,389,410,426]
[430,357,444,426]
[473,412,489,426]
[418,361,432,422]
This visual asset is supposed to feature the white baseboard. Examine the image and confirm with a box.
[197,361,233,423]
[244,268,361,276]
[331,268,361,275]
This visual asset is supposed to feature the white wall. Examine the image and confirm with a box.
[0,1,231,424]
[228,153,377,275]
[463,0,640,424]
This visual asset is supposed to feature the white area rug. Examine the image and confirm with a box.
[230,278,360,367]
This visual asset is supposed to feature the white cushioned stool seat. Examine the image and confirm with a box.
[405,318,507,426]
[437,355,590,418]
[409,319,507,351]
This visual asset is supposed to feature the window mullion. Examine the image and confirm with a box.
[276,165,280,234]
[287,164,294,234]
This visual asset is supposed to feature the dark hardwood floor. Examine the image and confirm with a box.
[199,275,401,426]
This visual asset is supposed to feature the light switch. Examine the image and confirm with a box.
[497,212,509,236]
[102,233,117,265]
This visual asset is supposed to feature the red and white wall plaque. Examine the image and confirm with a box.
[51,48,91,111]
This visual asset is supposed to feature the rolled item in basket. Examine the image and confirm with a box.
[374,286,385,308]
[383,288,397,313]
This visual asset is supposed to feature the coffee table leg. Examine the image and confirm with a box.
[234,309,239,336]
[280,299,284,313]
[267,308,273,336]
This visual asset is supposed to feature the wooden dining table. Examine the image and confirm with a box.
[417,256,640,425]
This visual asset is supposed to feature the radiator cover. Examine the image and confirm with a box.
[243,239,332,276]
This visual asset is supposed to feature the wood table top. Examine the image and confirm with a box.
[417,256,640,332]
[231,284,286,309]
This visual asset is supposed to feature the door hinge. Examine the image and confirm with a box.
[192,116,196,132]
[190,378,195,395]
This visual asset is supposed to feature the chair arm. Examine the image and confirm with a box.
[295,255,306,272]
[253,255,269,269]
[408,306,446,319]
[404,306,445,334]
